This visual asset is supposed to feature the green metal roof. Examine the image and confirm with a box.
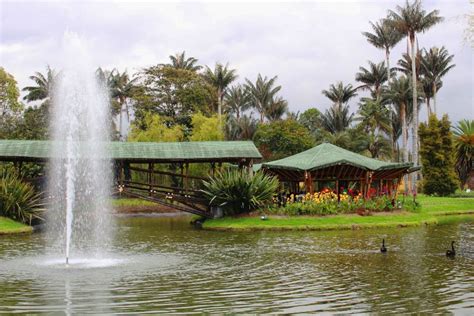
[262,143,411,172]
[0,140,262,162]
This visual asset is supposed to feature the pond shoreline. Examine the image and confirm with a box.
[0,217,33,235]
[202,210,474,232]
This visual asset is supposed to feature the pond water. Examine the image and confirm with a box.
[1,215,473,314]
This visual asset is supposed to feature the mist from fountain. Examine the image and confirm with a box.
[47,33,114,265]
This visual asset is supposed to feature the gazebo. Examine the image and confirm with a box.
[259,143,418,199]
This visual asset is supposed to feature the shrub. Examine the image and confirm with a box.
[0,169,45,224]
[419,114,458,196]
[202,170,279,215]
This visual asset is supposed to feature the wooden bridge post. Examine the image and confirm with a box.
[184,162,189,195]
[148,163,153,196]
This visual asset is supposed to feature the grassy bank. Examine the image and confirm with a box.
[0,217,32,234]
[203,195,474,231]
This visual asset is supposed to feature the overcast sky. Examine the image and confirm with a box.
[1,0,472,123]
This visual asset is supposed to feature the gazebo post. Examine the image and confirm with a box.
[336,179,340,202]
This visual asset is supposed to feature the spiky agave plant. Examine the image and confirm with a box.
[0,170,45,225]
[202,170,279,215]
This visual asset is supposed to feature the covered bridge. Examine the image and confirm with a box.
[260,143,417,199]
[0,139,262,217]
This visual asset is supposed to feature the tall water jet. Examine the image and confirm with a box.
[48,33,113,264]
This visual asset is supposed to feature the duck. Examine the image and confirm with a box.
[380,239,387,253]
[446,241,456,258]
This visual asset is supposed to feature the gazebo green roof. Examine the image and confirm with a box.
[262,143,412,172]
[0,140,262,163]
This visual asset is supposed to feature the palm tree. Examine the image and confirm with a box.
[385,76,412,193]
[164,51,201,72]
[319,103,354,134]
[356,99,391,136]
[22,66,57,105]
[420,46,455,115]
[321,82,358,109]
[265,96,288,122]
[225,114,258,140]
[355,61,391,99]
[244,74,281,123]
[387,0,443,194]
[355,99,392,159]
[224,85,251,120]
[420,76,442,116]
[452,119,474,189]
[203,63,238,123]
[109,69,138,140]
[362,19,403,84]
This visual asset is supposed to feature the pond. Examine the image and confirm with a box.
[0,215,473,314]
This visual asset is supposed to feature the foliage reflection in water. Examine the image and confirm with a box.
[0,216,473,314]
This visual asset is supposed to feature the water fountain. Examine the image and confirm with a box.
[47,33,114,265]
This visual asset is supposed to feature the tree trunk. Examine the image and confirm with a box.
[217,88,222,126]
[401,104,408,195]
[386,49,396,161]
[410,34,419,195]
[433,82,437,116]
[385,49,391,85]
[426,97,431,117]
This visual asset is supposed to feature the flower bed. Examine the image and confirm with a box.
[267,189,412,216]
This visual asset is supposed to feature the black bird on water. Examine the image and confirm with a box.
[446,241,456,258]
[380,239,387,253]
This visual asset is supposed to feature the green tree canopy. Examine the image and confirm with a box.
[189,113,224,141]
[128,113,185,142]
[253,119,314,160]
[134,65,216,129]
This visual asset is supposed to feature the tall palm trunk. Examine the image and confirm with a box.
[217,88,223,127]
[400,103,408,195]
[432,82,437,116]
[410,33,419,195]
[386,48,396,160]
[426,97,431,117]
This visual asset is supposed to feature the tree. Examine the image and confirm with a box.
[298,108,321,137]
[164,51,201,72]
[319,103,354,134]
[203,63,237,123]
[128,113,185,142]
[253,119,314,160]
[108,69,138,140]
[420,46,455,115]
[189,113,224,141]
[452,120,473,189]
[355,99,392,158]
[388,0,444,194]
[355,61,391,99]
[321,81,358,109]
[362,19,403,84]
[225,115,258,141]
[245,74,282,123]
[134,65,215,130]
[224,85,251,120]
[418,114,458,196]
[385,76,412,193]
[0,68,23,139]
[265,96,288,122]
[0,67,22,117]
[320,82,357,134]
[22,65,57,105]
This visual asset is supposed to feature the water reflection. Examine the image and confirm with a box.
[0,216,473,313]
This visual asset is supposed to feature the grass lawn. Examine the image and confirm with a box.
[0,217,32,234]
[203,194,474,231]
